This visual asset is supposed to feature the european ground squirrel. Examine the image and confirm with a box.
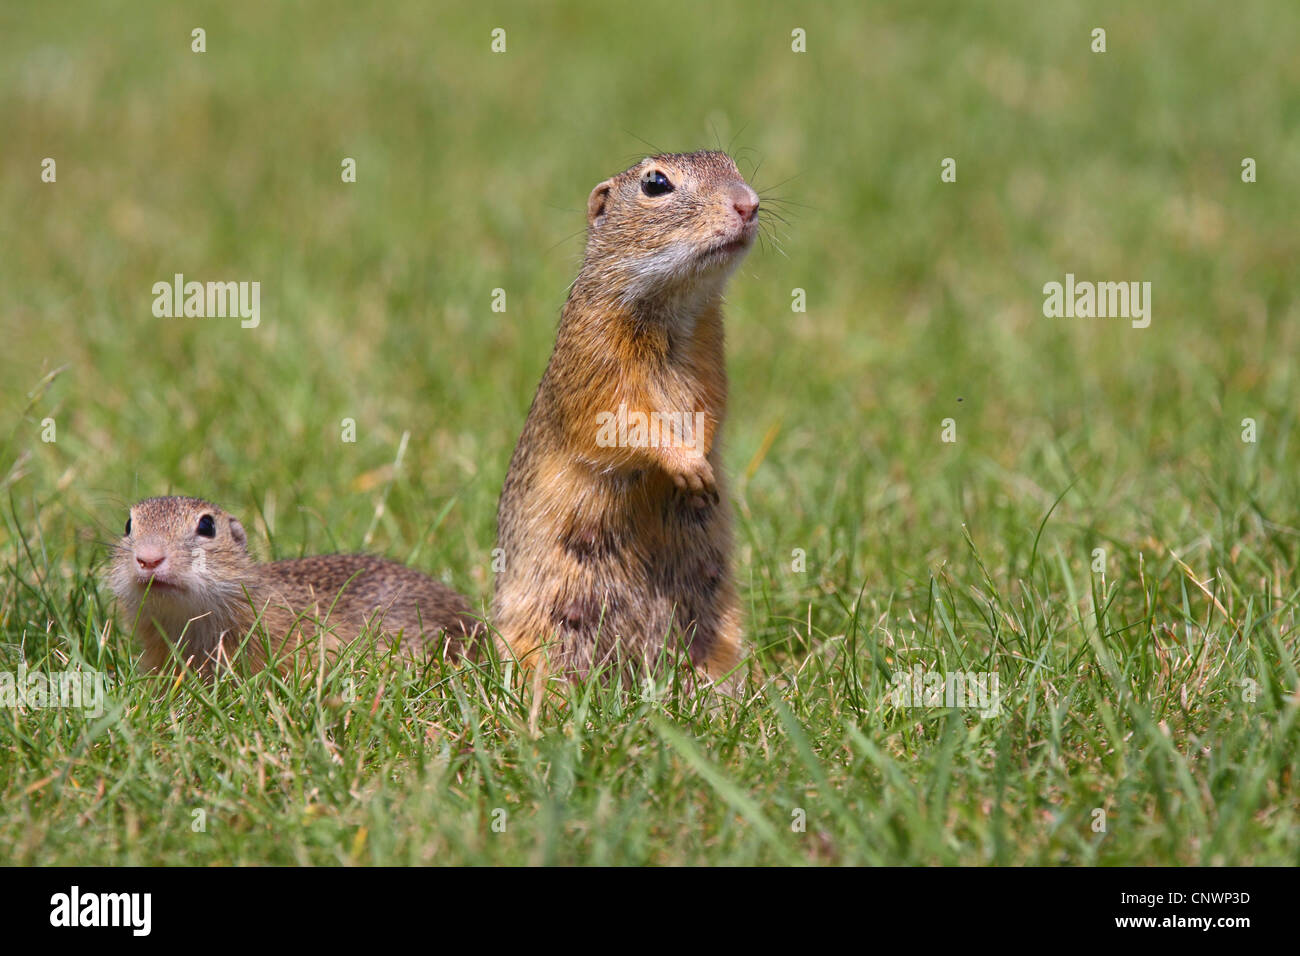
[493,149,759,689]
[110,496,481,677]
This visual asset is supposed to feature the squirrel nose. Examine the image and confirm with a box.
[730,184,759,224]
[135,548,165,572]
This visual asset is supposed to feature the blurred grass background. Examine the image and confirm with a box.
[0,0,1298,864]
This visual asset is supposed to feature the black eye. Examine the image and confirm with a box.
[196,515,216,538]
[640,170,674,197]
[124,517,132,536]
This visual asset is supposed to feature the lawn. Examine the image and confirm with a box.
[1,0,1297,865]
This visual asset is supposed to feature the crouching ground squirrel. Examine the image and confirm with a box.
[493,150,759,689]
[110,496,481,677]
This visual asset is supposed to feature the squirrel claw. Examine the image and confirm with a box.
[668,455,717,507]
[667,455,715,500]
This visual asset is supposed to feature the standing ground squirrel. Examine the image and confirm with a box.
[110,496,481,677]
[493,150,759,688]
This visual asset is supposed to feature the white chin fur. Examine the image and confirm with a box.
[116,574,241,629]
[617,241,745,310]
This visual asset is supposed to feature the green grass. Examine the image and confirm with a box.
[1,0,1298,865]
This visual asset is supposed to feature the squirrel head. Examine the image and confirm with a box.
[110,496,257,624]
[583,150,759,308]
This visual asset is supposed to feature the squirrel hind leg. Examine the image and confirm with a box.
[689,591,745,695]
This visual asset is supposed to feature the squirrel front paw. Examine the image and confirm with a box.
[666,453,718,507]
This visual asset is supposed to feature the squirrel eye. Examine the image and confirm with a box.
[640,170,674,197]
[196,515,216,538]
[124,517,132,536]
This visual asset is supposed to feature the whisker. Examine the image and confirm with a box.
[545,227,588,255]
[727,123,751,156]
[622,131,664,157]
[755,172,802,193]
[756,195,814,212]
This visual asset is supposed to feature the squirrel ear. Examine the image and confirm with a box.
[228,518,247,548]
[587,179,614,228]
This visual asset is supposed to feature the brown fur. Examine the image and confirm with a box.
[109,496,481,678]
[493,150,759,689]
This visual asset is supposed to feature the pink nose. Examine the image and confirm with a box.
[136,549,165,572]
[731,184,759,224]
